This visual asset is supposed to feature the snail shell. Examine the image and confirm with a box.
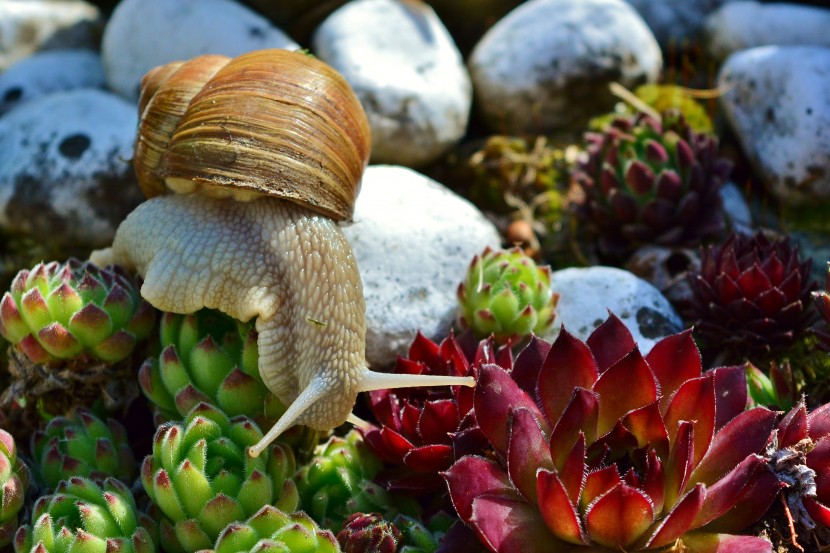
[133,49,372,222]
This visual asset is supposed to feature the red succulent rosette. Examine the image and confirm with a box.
[362,331,512,495]
[689,231,816,361]
[443,314,779,552]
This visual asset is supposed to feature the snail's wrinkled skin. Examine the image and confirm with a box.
[91,194,473,457]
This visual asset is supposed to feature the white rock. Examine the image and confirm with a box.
[0,0,101,71]
[622,0,734,50]
[468,0,662,135]
[704,1,830,60]
[718,46,830,205]
[343,165,502,369]
[550,266,683,353]
[0,89,145,249]
[313,0,472,168]
[0,49,105,116]
[101,0,299,100]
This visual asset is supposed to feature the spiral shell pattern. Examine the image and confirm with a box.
[134,49,372,221]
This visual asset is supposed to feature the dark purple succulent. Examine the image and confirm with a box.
[688,231,816,360]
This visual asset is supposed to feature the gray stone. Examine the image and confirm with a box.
[704,1,830,60]
[468,0,662,135]
[0,0,101,71]
[0,49,105,116]
[101,0,299,100]
[550,266,683,353]
[718,45,830,205]
[622,0,733,50]
[720,182,753,233]
[343,165,502,369]
[313,0,472,168]
[0,89,144,249]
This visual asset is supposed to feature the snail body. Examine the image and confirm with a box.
[91,49,473,457]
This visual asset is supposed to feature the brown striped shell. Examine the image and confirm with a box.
[133,49,372,222]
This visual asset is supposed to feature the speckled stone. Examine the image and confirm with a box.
[468,0,662,135]
[0,0,101,71]
[0,49,105,116]
[101,0,299,100]
[313,0,472,168]
[718,45,830,205]
[343,165,502,369]
[550,266,683,353]
[703,1,830,60]
[0,89,143,249]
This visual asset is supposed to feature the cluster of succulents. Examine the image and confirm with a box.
[572,109,731,260]
[456,246,557,345]
[0,259,156,429]
[140,402,299,553]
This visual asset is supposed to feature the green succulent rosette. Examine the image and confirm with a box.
[138,309,321,456]
[456,246,557,345]
[198,505,339,553]
[141,402,299,553]
[139,309,286,427]
[14,476,156,553]
[0,259,155,365]
[295,430,418,532]
[0,429,29,548]
[31,408,137,491]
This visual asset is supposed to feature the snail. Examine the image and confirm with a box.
[90,49,474,457]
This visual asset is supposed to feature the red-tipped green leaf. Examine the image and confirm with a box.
[536,469,586,545]
[550,388,599,467]
[664,375,715,467]
[418,399,459,445]
[593,348,657,436]
[777,402,808,447]
[469,494,567,553]
[692,454,780,529]
[645,329,702,413]
[403,444,453,472]
[559,433,586,505]
[804,497,830,528]
[808,439,830,500]
[679,532,773,553]
[580,466,621,512]
[584,483,654,548]
[623,401,669,456]
[808,402,830,440]
[443,455,515,522]
[586,313,635,374]
[665,421,695,510]
[538,328,598,425]
[711,366,748,431]
[644,484,705,548]
[691,407,776,486]
[476,364,547,455]
[511,336,551,396]
[507,408,553,503]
